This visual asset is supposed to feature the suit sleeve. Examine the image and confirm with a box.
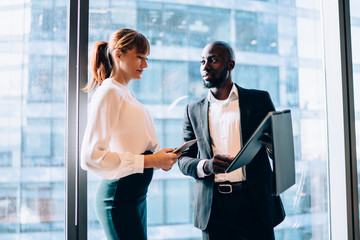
[263,91,276,160]
[264,91,275,113]
[178,104,202,179]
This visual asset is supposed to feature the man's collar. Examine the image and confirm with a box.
[207,83,238,104]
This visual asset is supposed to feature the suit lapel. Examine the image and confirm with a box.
[236,84,252,144]
[199,99,213,157]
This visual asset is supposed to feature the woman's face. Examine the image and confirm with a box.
[119,47,148,81]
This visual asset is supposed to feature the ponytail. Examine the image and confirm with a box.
[83,29,149,93]
[82,41,112,93]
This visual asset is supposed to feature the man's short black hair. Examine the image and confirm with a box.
[212,41,235,61]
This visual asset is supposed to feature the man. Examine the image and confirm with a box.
[178,41,285,240]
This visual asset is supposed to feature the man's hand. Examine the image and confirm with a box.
[203,154,234,175]
[259,130,273,157]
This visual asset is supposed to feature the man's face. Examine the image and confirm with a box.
[200,44,230,89]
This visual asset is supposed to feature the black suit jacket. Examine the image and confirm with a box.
[178,84,285,230]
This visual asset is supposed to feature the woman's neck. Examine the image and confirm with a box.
[110,65,130,85]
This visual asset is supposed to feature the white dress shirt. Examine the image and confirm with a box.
[197,84,246,182]
[81,78,159,180]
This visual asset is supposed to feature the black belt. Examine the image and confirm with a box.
[215,181,247,194]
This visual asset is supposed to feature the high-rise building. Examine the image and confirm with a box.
[1,0,359,239]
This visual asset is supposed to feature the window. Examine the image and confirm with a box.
[188,6,231,48]
[0,1,67,238]
[235,10,278,54]
[234,64,280,106]
[0,0,357,239]
[86,1,330,239]
[30,6,67,41]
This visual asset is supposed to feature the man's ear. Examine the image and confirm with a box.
[228,60,235,71]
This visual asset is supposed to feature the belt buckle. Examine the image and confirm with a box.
[218,183,232,194]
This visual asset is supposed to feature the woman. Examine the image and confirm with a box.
[80,28,180,240]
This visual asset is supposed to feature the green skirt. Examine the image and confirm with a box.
[95,168,153,240]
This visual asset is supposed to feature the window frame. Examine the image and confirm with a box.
[66,0,89,239]
[323,0,359,239]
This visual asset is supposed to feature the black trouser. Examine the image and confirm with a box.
[202,182,275,240]
[95,167,153,240]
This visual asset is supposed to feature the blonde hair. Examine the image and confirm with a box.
[83,29,150,92]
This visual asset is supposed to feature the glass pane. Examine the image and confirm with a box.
[350,0,360,232]
[86,1,329,239]
[0,0,67,239]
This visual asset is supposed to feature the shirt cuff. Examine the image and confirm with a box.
[197,159,209,178]
[134,154,145,174]
[268,156,273,172]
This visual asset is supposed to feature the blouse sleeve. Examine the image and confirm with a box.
[80,88,145,180]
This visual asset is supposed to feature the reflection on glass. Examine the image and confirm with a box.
[235,11,278,54]
[0,0,67,239]
[87,1,329,240]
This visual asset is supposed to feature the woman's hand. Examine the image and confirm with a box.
[144,148,181,171]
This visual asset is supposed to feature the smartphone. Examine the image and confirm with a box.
[173,139,198,153]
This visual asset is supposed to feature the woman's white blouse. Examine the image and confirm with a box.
[80,78,159,180]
